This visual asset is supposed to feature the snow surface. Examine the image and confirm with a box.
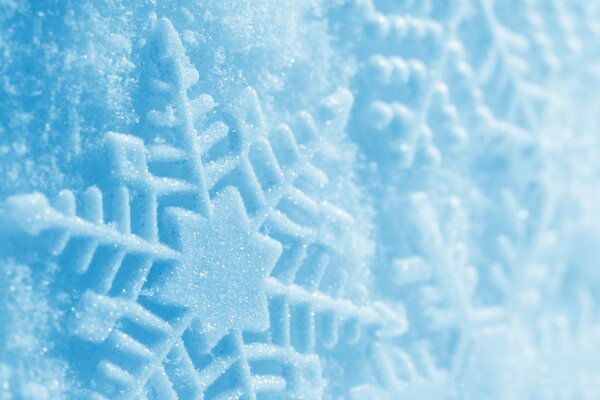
[2,0,600,399]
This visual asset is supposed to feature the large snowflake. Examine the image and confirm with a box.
[0,16,399,399]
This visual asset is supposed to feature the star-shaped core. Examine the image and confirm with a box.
[154,187,281,348]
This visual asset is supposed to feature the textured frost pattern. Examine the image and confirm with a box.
[2,1,600,399]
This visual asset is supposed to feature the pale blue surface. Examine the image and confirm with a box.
[2,1,600,399]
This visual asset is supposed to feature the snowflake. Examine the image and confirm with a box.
[0,16,399,399]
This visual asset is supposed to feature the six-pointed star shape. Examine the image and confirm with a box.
[153,187,282,348]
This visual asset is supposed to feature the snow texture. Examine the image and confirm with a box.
[2,0,600,399]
